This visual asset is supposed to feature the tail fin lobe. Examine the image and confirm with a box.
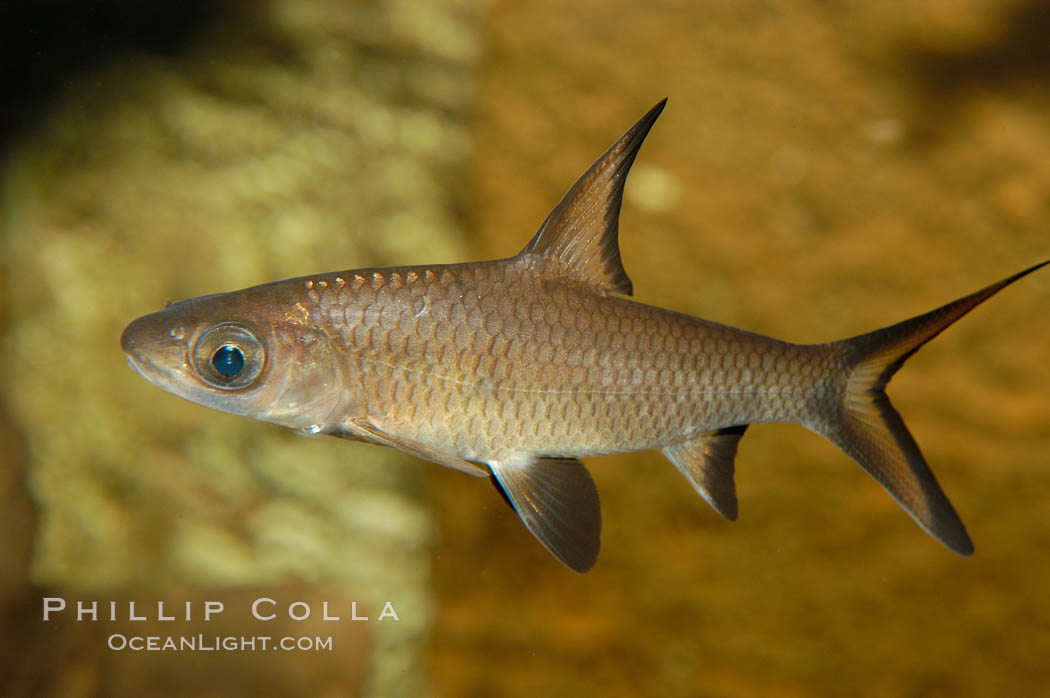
[824,389,974,554]
[842,260,1049,392]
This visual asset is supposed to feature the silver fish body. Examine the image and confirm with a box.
[295,261,820,458]
[122,100,1047,571]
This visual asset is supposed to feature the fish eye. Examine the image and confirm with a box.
[212,344,245,377]
[192,323,265,389]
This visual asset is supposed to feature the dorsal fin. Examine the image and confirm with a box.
[518,99,667,296]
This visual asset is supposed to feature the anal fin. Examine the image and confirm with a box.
[662,425,748,521]
[488,456,602,573]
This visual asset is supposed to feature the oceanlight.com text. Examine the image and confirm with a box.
[107,634,334,652]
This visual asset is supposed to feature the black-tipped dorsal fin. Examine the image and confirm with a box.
[662,425,747,521]
[488,456,602,573]
[518,99,667,296]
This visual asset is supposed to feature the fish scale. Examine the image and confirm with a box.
[122,99,1047,572]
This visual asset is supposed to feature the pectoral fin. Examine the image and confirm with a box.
[489,456,602,573]
[343,421,489,477]
[662,425,748,521]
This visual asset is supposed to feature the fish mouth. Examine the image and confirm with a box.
[123,350,167,386]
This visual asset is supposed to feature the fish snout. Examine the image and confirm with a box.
[119,317,141,357]
[120,312,186,382]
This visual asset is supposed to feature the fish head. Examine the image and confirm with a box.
[121,288,344,431]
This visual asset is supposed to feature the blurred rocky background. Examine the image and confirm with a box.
[3,1,1050,697]
[0,0,479,696]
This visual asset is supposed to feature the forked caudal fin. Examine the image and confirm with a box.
[818,260,1049,555]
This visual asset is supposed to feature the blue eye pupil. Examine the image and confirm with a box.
[212,345,245,377]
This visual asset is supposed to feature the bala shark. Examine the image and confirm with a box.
[122,100,1047,572]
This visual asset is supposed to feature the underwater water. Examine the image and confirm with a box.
[2,1,1049,697]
